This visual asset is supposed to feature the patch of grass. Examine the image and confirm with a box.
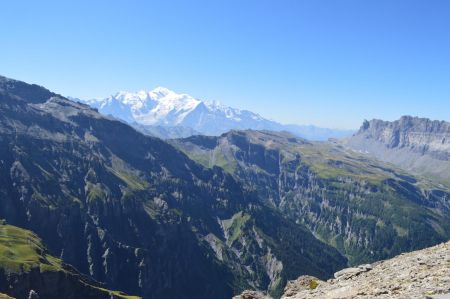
[108,168,148,191]
[108,154,149,190]
[212,149,237,174]
[180,148,238,174]
[223,212,250,245]
[184,152,211,168]
[86,183,107,202]
[0,223,141,298]
[301,157,387,184]
[296,143,391,184]
[309,279,318,289]
[0,224,62,273]
[93,287,141,299]
[110,291,141,299]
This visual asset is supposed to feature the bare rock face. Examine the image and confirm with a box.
[344,116,450,185]
[281,241,450,299]
[354,116,450,156]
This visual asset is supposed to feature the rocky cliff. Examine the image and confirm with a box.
[343,116,450,186]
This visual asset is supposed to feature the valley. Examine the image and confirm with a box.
[0,76,346,298]
[3,2,449,298]
[0,76,448,299]
[173,130,450,265]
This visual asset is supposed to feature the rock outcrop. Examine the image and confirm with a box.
[281,240,450,298]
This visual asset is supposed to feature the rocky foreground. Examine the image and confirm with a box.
[235,241,450,299]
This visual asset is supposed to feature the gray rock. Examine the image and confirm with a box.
[333,267,365,279]
[358,264,373,271]
[232,290,271,299]
[283,276,322,297]
[282,241,450,299]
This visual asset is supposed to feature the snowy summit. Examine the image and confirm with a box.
[80,87,353,140]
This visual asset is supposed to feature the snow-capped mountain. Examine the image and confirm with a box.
[79,87,353,140]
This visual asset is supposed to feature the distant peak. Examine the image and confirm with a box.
[150,86,174,97]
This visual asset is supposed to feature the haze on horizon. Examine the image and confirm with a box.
[1,0,449,130]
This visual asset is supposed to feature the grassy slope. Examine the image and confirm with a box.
[0,222,62,273]
[0,221,139,299]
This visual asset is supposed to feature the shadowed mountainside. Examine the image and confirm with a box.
[0,75,346,298]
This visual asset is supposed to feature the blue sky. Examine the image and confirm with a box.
[1,0,449,129]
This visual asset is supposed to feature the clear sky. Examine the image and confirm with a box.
[1,0,449,129]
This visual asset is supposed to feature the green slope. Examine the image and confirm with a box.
[0,221,139,299]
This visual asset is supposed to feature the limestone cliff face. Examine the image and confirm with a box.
[357,116,450,155]
[344,116,450,185]
[280,240,450,299]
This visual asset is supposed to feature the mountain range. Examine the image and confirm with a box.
[0,76,346,299]
[0,75,449,299]
[76,88,353,140]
